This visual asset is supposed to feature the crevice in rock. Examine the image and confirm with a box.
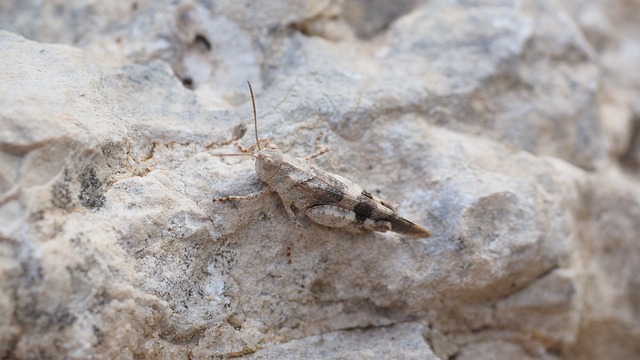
[193,33,211,51]
[619,114,640,173]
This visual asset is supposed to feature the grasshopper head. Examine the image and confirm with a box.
[255,143,283,182]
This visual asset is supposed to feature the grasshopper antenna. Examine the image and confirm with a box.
[209,152,257,159]
[247,81,260,151]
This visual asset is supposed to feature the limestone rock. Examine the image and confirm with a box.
[1,0,639,359]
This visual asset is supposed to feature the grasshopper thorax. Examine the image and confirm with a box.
[255,143,283,182]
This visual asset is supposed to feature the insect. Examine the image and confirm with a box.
[212,81,431,251]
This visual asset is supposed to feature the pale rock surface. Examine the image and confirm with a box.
[0,0,639,359]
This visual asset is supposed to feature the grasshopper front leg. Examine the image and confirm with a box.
[234,138,270,154]
[281,199,304,263]
[212,188,271,202]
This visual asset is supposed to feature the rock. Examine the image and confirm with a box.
[0,0,639,359]
[244,322,437,360]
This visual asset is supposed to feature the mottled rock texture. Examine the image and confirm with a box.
[1,0,639,359]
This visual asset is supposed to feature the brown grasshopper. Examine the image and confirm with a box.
[212,82,431,245]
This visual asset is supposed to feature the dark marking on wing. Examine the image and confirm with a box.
[298,176,345,203]
[354,196,376,223]
[361,190,373,199]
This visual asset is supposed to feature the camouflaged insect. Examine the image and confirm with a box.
[213,82,431,239]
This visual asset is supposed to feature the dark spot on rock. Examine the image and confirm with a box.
[54,308,77,330]
[620,114,640,171]
[310,278,334,298]
[181,77,194,89]
[233,123,247,140]
[78,168,105,209]
[93,325,104,342]
[194,34,211,51]
[29,210,45,222]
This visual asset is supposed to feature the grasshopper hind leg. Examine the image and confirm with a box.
[304,146,330,160]
[305,205,355,228]
[304,205,391,232]
[304,131,330,160]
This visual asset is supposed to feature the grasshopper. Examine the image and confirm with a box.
[212,82,431,246]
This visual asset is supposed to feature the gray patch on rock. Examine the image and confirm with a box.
[78,167,105,209]
[51,170,73,211]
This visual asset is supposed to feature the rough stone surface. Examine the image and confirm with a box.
[1,0,639,359]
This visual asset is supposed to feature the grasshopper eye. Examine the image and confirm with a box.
[264,157,274,166]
